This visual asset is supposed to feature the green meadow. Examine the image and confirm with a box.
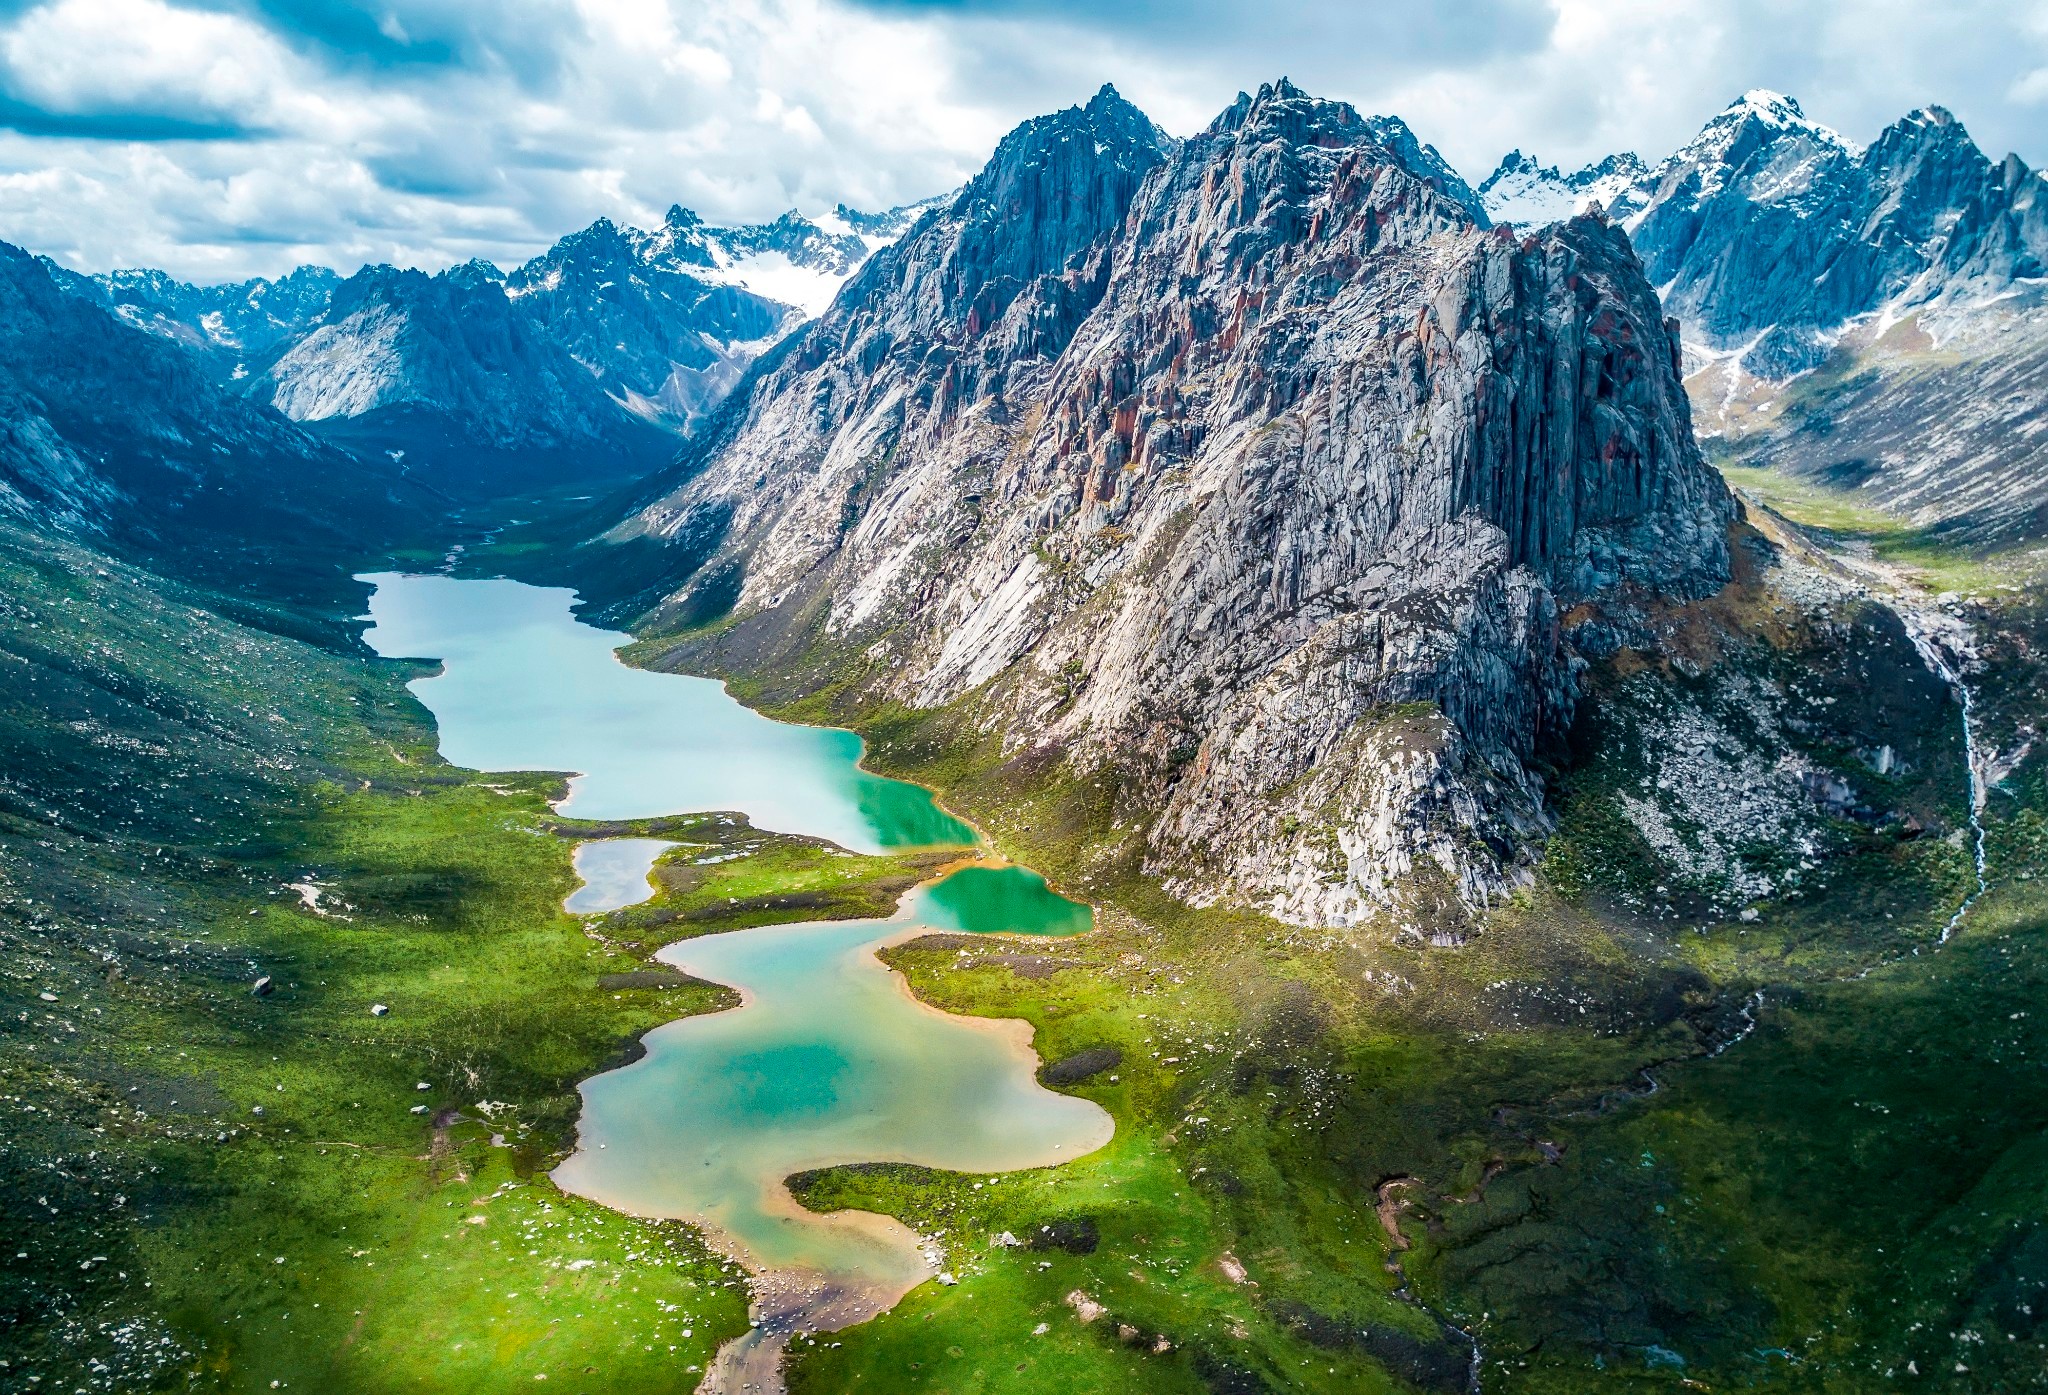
[7,493,2048,1393]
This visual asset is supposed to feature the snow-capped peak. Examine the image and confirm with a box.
[1671,90,1854,172]
[1726,89,1810,126]
[1478,149,1649,227]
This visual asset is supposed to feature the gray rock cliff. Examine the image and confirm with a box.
[597,81,1736,926]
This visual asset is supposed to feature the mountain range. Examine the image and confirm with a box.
[0,240,422,593]
[6,69,2048,1395]
[28,87,2044,544]
[1477,90,2048,541]
[13,79,2041,905]
[33,201,931,498]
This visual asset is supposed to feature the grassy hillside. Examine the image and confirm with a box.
[0,523,942,1392]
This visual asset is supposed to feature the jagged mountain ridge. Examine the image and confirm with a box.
[35,260,340,377]
[253,260,680,490]
[496,201,935,433]
[1360,114,1492,226]
[1627,94,2045,375]
[37,199,934,480]
[1480,90,2048,541]
[599,80,1735,927]
[1479,90,2048,374]
[0,241,418,580]
[1477,150,1649,229]
[236,201,935,486]
[498,209,794,434]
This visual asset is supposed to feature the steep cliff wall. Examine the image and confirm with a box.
[597,81,1735,926]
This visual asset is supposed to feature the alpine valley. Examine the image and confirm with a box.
[4,72,2047,1395]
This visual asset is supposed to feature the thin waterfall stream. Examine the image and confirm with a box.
[1905,622,1992,944]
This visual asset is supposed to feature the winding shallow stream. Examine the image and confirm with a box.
[359,573,1112,1387]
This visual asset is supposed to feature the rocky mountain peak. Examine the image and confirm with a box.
[634,207,718,269]
[1614,87,2048,378]
[1901,103,1960,130]
[1479,149,1649,227]
[601,84,1733,926]
[969,80,1170,193]
[1659,89,1851,194]
[883,82,1171,346]
[1861,102,1991,194]
[1215,74,1366,141]
[1726,87,1813,125]
[1137,77,1480,284]
[1687,89,1847,160]
[1082,80,1139,121]
[443,258,505,290]
[1363,112,1491,224]
[1587,151,1651,181]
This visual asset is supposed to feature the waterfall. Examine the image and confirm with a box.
[1905,625,1990,944]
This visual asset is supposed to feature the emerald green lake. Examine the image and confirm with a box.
[357,574,1111,1381]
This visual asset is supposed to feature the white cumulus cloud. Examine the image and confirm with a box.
[0,0,2041,282]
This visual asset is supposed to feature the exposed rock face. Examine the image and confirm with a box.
[257,262,676,489]
[614,80,1175,600]
[1360,115,1492,226]
[600,81,1734,927]
[0,241,410,565]
[1481,90,2048,541]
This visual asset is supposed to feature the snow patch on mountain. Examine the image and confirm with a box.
[1479,151,1649,226]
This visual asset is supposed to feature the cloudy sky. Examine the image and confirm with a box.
[3,0,2045,283]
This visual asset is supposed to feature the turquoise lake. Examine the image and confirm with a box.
[554,865,1109,1319]
[358,572,973,853]
[356,573,1112,1352]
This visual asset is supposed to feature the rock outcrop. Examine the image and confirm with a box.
[595,80,1736,926]
[1481,90,2048,542]
[1484,92,2048,375]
